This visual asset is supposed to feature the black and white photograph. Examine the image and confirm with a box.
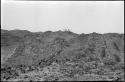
[1,0,124,81]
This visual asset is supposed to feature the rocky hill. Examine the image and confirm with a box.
[1,29,124,81]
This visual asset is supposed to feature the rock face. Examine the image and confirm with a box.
[1,29,124,81]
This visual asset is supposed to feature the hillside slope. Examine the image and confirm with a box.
[1,29,124,81]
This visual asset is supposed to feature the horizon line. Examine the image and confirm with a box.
[1,28,124,35]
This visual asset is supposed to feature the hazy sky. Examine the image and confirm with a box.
[1,0,124,34]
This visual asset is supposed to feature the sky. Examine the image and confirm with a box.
[1,0,124,34]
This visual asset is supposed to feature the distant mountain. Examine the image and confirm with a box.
[1,29,124,81]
